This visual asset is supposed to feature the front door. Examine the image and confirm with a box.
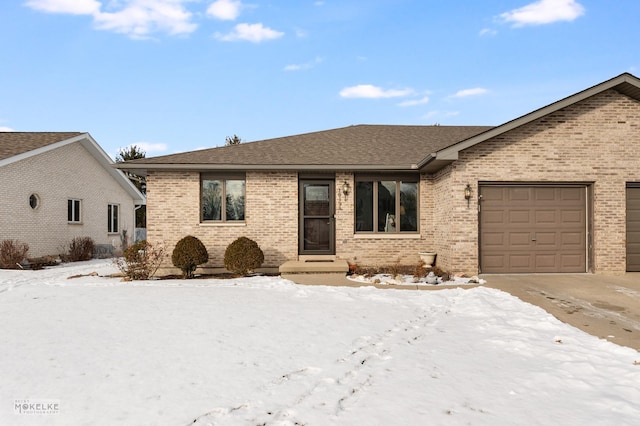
[299,180,335,255]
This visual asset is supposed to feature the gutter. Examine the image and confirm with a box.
[114,163,423,174]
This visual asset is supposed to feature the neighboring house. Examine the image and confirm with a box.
[118,73,640,275]
[0,132,145,259]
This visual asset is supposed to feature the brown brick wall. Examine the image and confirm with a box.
[437,89,640,274]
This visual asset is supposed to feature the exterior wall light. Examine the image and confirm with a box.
[342,180,350,199]
[464,183,472,207]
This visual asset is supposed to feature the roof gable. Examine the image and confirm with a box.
[0,132,145,204]
[419,72,640,173]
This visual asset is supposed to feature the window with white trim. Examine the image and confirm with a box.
[355,176,418,233]
[68,199,81,223]
[201,173,246,222]
[108,204,119,233]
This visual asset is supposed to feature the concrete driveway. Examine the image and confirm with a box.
[484,273,640,351]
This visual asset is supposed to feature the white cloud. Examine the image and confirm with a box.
[215,23,284,42]
[0,126,15,132]
[206,0,241,20]
[26,0,198,38]
[397,96,430,107]
[339,84,414,99]
[25,0,100,15]
[500,0,585,27]
[94,1,197,38]
[450,87,489,98]
[479,28,497,36]
[284,56,323,72]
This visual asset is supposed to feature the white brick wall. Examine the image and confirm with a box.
[0,143,137,258]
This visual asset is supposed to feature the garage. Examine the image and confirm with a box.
[626,185,640,271]
[479,185,588,273]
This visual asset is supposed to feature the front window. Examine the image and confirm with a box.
[68,199,81,223]
[201,174,245,222]
[108,204,119,233]
[355,177,418,233]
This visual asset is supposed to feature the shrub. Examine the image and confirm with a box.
[224,236,264,276]
[115,240,165,280]
[0,239,29,269]
[66,237,95,262]
[172,236,208,278]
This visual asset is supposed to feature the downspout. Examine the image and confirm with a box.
[134,204,143,243]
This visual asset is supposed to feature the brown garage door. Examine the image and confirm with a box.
[480,185,587,273]
[626,185,640,271]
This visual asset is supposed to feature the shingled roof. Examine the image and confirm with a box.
[0,132,83,161]
[0,131,145,203]
[119,124,493,173]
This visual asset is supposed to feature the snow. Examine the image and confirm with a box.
[1,260,639,425]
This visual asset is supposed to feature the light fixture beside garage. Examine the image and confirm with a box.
[464,183,472,207]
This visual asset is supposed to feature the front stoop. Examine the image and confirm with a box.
[279,259,349,274]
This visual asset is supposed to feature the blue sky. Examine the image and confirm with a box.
[1,0,639,159]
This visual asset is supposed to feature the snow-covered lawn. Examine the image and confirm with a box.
[1,260,639,426]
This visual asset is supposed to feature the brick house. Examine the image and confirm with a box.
[119,73,640,275]
[0,132,145,259]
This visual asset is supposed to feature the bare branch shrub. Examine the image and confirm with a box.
[64,237,95,262]
[115,240,165,280]
[0,239,29,269]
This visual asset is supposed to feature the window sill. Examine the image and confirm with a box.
[199,222,246,227]
[353,233,421,240]
[68,222,83,225]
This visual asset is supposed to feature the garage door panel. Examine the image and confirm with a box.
[508,232,532,247]
[626,186,640,271]
[509,188,532,202]
[534,232,557,247]
[483,210,505,224]
[481,255,505,270]
[481,232,505,246]
[561,254,585,269]
[534,254,558,269]
[482,187,506,202]
[559,187,584,202]
[535,210,556,223]
[509,210,531,224]
[509,254,533,269]
[480,185,587,273]
[561,232,585,247]
[561,209,585,225]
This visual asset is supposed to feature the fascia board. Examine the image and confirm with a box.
[79,134,146,204]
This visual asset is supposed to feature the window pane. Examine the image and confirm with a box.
[113,205,118,232]
[74,200,80,222]
[378,181,396,232]
[355,182,373,231]
[225,180,245,221]
[400,182,418,231]
[304,184,329,216]
[202,180,222,221]
[108,205,112,232]
[68,199,73,222]
[304,218,330,250]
